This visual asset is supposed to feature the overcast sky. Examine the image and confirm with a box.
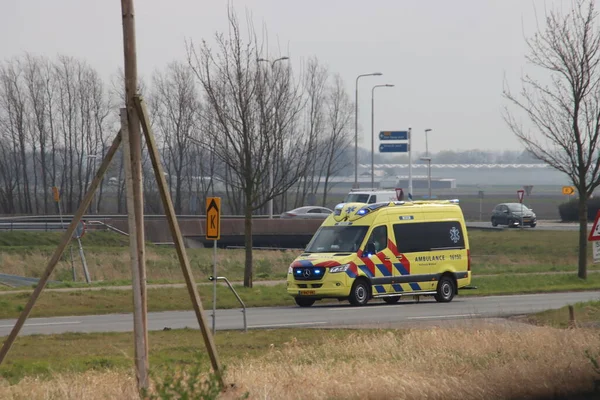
[0,0,574,154]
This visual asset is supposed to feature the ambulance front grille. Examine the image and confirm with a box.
[292,267,325,281]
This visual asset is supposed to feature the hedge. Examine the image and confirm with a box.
[558,197,600,221]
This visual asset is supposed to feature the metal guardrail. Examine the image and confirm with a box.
[0,221,128,235]
[0,222,71,232]
[208,276,247,332]
[0,214,282,222]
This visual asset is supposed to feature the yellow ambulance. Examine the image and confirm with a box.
[287,200,471,307]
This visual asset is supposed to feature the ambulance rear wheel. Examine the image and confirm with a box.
[295,298,315,307]
[434,276,456,303]
[383,296,401,304]
[349,280,370,306]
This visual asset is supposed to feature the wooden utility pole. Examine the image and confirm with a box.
[135,96,224,386]
[121,108,148,388]
[121,0,149,390]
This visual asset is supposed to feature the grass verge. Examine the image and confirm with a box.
[0,284,295,319]
[0,230,598,287]
[0,273,599,319]
[464,273,600,296]
[1,326,599,399]
[524,300,600,328]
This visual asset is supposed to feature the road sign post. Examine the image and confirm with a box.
[379,131,408,141]
[395,188,403,201]
[588,210,600,242]
[408,128,412,201]
[72,222,91,283]
[517,190,525,229]
[478,190,485,221]
[52,186,60,203]
[378,128,411,200]
[53,186,78,281]
[591,211,600,263]
[379,143,408,153]
[206,197,221,335]
[562,186,575,196]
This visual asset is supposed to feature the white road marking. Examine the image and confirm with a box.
[249,322,328,328]
[406,314,480,320]
[0,321,82,328]
[326,305,406,311]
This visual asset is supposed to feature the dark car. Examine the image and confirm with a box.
[491,203,537,228]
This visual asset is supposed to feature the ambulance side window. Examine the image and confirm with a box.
[393,222,466,252]
[393,223,428,253]
[429,221,465,250]
[367,225,388,253]
[368,195,377,204]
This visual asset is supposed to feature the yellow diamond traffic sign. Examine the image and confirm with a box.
[562,186,575,196]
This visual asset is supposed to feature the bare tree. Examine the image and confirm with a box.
[187,7,309,287]
[150,61,201,214]
[0,59,32,214]
[504,0,600,279]
[294,58,328,208]
[0,134,16,213]
[321,74,353,205]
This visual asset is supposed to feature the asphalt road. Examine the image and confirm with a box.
[467,221,592,231]
[1,291,598,336]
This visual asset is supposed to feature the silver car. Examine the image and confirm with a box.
[280,206,333,219]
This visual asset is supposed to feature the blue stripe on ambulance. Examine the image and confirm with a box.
[375,264,391,276]
[409,283,421,290]
[394,263,409,275]
[358,265,374,278]
[374,285,386,294]
[392,284,403,292]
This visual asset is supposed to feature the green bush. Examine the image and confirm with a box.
[558,197,600,221]
[143,356,249,400]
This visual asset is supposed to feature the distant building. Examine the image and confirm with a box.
[358,163,569,186]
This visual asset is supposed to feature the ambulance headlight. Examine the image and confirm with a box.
[329,264,350,273]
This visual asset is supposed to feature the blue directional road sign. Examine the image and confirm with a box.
[379,131,408,141]
[379,143,408,153]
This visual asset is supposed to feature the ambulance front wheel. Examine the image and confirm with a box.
[295,298,315,307]
[349,279,370,306]
[434,276,456,303]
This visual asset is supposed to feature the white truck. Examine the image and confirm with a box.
[342,188,402,204]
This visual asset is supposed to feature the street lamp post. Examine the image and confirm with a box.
[371,84,394,188]
[257,57,290,219]
[425,128,432,157]
[354,72,382,189]
[420,156,432,199]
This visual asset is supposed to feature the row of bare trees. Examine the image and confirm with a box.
[0,55,113,215]
[0,27,353,220]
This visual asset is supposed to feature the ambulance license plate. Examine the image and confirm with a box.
[299,290,316,295]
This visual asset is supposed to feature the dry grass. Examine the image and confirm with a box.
[0,370,139,400]
[1,325,599,399]
[0,247,297,283]
[1,230,599,284]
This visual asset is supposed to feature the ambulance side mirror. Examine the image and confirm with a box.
[364,242,376,257]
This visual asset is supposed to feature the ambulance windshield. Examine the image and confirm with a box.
[344,193,370,203]
[305,225,369,253]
